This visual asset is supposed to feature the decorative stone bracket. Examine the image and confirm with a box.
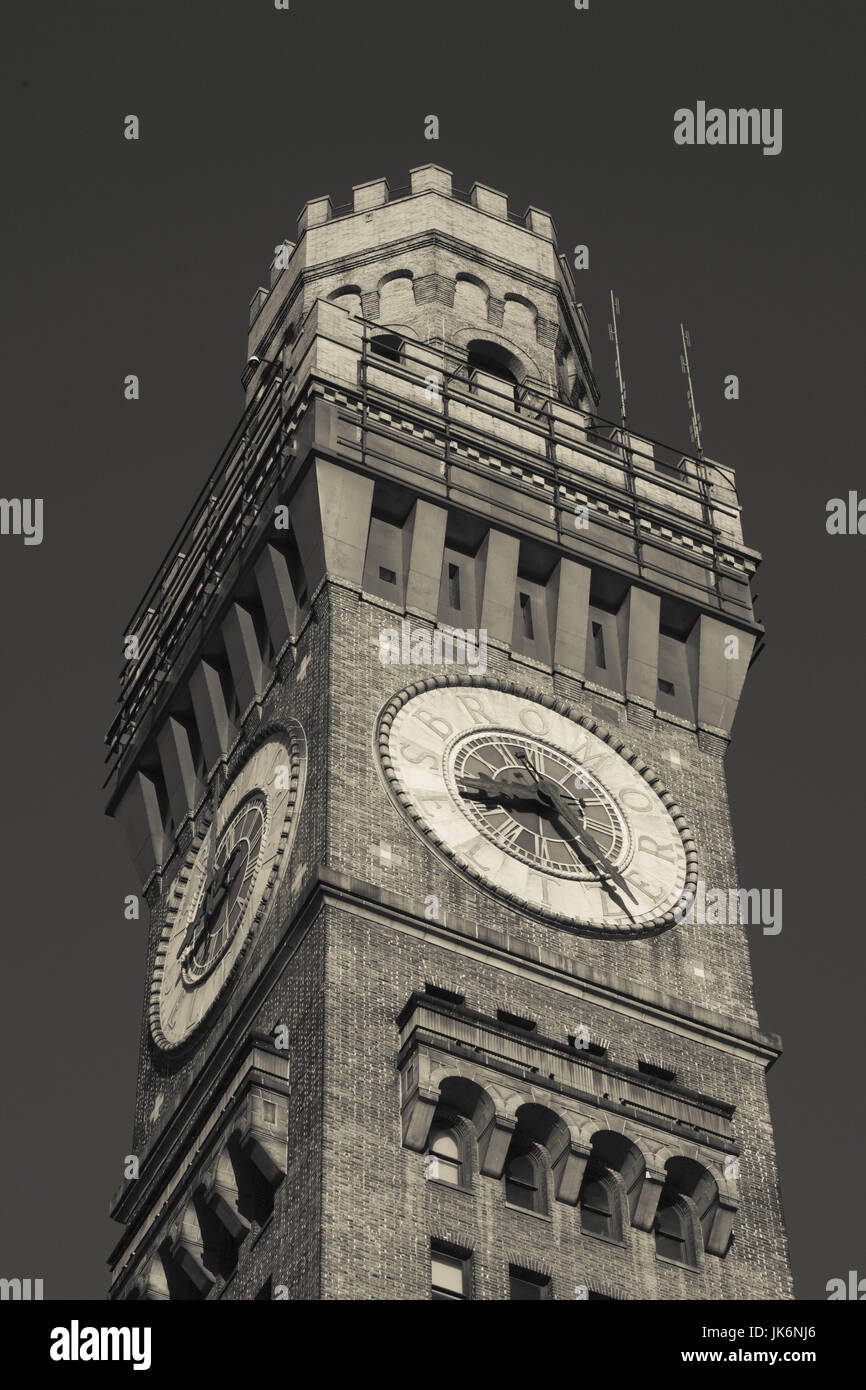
[110,1043,290,1301]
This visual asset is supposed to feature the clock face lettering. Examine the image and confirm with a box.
[150,730,306,1051]
[377,681,695,934]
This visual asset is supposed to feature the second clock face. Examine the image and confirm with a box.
[150,730,306,1052]
[377,681,695,934]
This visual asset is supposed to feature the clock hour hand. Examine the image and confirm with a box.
[456,772,544,806]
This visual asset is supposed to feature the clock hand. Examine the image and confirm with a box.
[514,751,639,915]
[182,845,247,963]
[554,799,640,920]
[456,772,546,805]
[566,813,639,907]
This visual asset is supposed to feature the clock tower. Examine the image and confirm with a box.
[106,165,792,1300]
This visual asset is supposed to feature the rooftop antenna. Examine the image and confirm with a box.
[607,291,627,429]
[680,322,703,459]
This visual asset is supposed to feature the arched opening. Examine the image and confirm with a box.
[581,1130,645,1234]
[369,332,404,363]
[465,339,522,387]
[654,1157,720,1267]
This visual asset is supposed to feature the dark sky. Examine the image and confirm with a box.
[1,0,862,1300]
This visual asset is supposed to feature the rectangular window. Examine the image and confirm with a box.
[448,562,461,609]
[655,457,686,481]
[431,1245,470,1300]
[378,566,397,585]
[263,1100,276,1123]
[656,1229,686,1262]
[592,620,606,669]
[509,1269,551,1300]
[658,677,676,696]
[519,592,534,640]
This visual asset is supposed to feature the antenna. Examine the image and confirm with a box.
[607,291,627,428]
[680,322,703,458]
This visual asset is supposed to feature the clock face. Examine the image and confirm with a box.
[150,729,306,1051]
[377,680,696,934]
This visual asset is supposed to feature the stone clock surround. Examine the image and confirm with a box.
[376,672,699,937]
[149,723,307,1055]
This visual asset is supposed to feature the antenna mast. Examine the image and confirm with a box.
[680,322,703,458]
[607,291,627,429]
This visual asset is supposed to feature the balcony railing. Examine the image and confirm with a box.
[104,304,748,788]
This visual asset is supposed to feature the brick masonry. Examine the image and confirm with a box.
[112,581,791,1299]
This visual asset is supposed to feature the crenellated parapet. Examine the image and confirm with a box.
[245,164,595,413]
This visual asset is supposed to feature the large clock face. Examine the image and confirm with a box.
[377,680,696,934]
[150,729,306,1051]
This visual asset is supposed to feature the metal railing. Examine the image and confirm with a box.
[105,367,289,782]
[105,308,749,787]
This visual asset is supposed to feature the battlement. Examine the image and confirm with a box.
[246,167,588,412]
[292,164,556,246]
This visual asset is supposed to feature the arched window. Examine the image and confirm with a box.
[579,1131,643,1240]
[425,1127,462,1187]
[557,338,582,404]
[504,1144,546,1214]
[654,1157,721,1265]
[579,1164,618,1239]
[465,339,524,408]
[654,1191,694,1266]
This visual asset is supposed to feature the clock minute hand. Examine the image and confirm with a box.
[565,815,639,908]
[555,796,640,919]
[514,752,639,915]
